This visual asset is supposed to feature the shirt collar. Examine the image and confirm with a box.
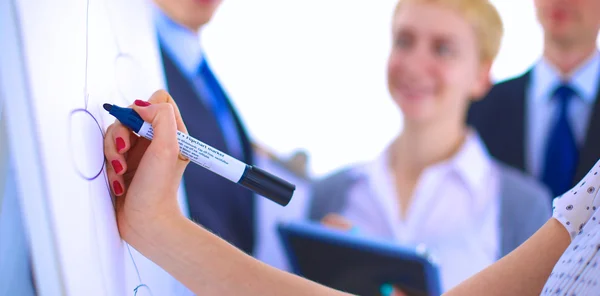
[363,148,396,203]
[531,50,600,105]
[359,130,494,206]
[447,130,495,197]
[154,5,204,77]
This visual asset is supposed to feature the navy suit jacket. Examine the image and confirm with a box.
[467,69,600,185]
[159,45,256,254]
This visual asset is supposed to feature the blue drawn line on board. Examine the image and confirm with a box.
[95,161,154,296]
[127,244,143,283]
[134,284,153,296]
[69,108,105,180]
[127,244,154,295]
[84,0,90,110]
[74,113,153,294]
[75,0,153,293]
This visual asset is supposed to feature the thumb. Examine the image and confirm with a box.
[321,213,354,231]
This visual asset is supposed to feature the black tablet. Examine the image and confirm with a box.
[277,221,441,296]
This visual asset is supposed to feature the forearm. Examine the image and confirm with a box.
[123,214,349,296]
[444,218,570,296]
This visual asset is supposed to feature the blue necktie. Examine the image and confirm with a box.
[541,84,579,197]
[194,59,243,159]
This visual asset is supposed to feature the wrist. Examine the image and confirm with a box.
[118,200,185,246]
[552,192,594,240]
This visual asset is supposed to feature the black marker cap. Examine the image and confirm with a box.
[239,165,295,206]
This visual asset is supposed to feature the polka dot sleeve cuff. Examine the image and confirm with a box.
[552,160,600,240]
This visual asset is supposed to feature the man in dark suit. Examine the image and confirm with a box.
[467,0,600,198]
[152,0,255,254]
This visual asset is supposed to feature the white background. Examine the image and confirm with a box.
[202,0,599,177]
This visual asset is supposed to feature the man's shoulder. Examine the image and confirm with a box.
[495,161,551,204]
[312,166,361,196]
[481,71,531,106]
[467,70,532,126]
[308,165,364,221]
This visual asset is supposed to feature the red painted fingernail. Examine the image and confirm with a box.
[111,160,123,174]
[134,100,151,107]
[113,180,123,195]
[116,137,125,152]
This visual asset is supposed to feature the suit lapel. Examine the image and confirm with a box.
[574,74,600,182]
[159,43,256,253]
[507,70,531,171]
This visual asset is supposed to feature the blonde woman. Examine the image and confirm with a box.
[310,0,550,291]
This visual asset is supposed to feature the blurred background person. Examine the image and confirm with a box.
[150,0,257,254]
[468,0,600,198]
[149,0,311,274]
[309,0,551,292]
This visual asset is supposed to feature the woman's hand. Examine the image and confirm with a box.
[103,90,190,240]
[321,213,355,231]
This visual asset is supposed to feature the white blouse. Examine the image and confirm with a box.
[541,159,600,295]
[542,209,600,295]
[340,132,501,292]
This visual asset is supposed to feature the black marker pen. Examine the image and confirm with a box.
[103,103,295,206]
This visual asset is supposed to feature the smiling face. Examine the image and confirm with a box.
[154,0,223,32]
[387,2,494,127]
[534,0,600,47]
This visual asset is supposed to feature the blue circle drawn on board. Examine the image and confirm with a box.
[69,108,105,181]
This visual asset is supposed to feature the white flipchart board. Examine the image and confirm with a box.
[0,0,186,295]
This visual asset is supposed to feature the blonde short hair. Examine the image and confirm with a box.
[395,0,504,63]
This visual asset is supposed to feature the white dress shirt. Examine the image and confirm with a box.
[526,50,600,178]
[153,7,203,78]
[154,6,244,158]
[341,132,500,292]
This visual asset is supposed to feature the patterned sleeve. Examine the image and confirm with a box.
[552,159,600,240]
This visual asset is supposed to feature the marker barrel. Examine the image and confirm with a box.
[105,104,295,206]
